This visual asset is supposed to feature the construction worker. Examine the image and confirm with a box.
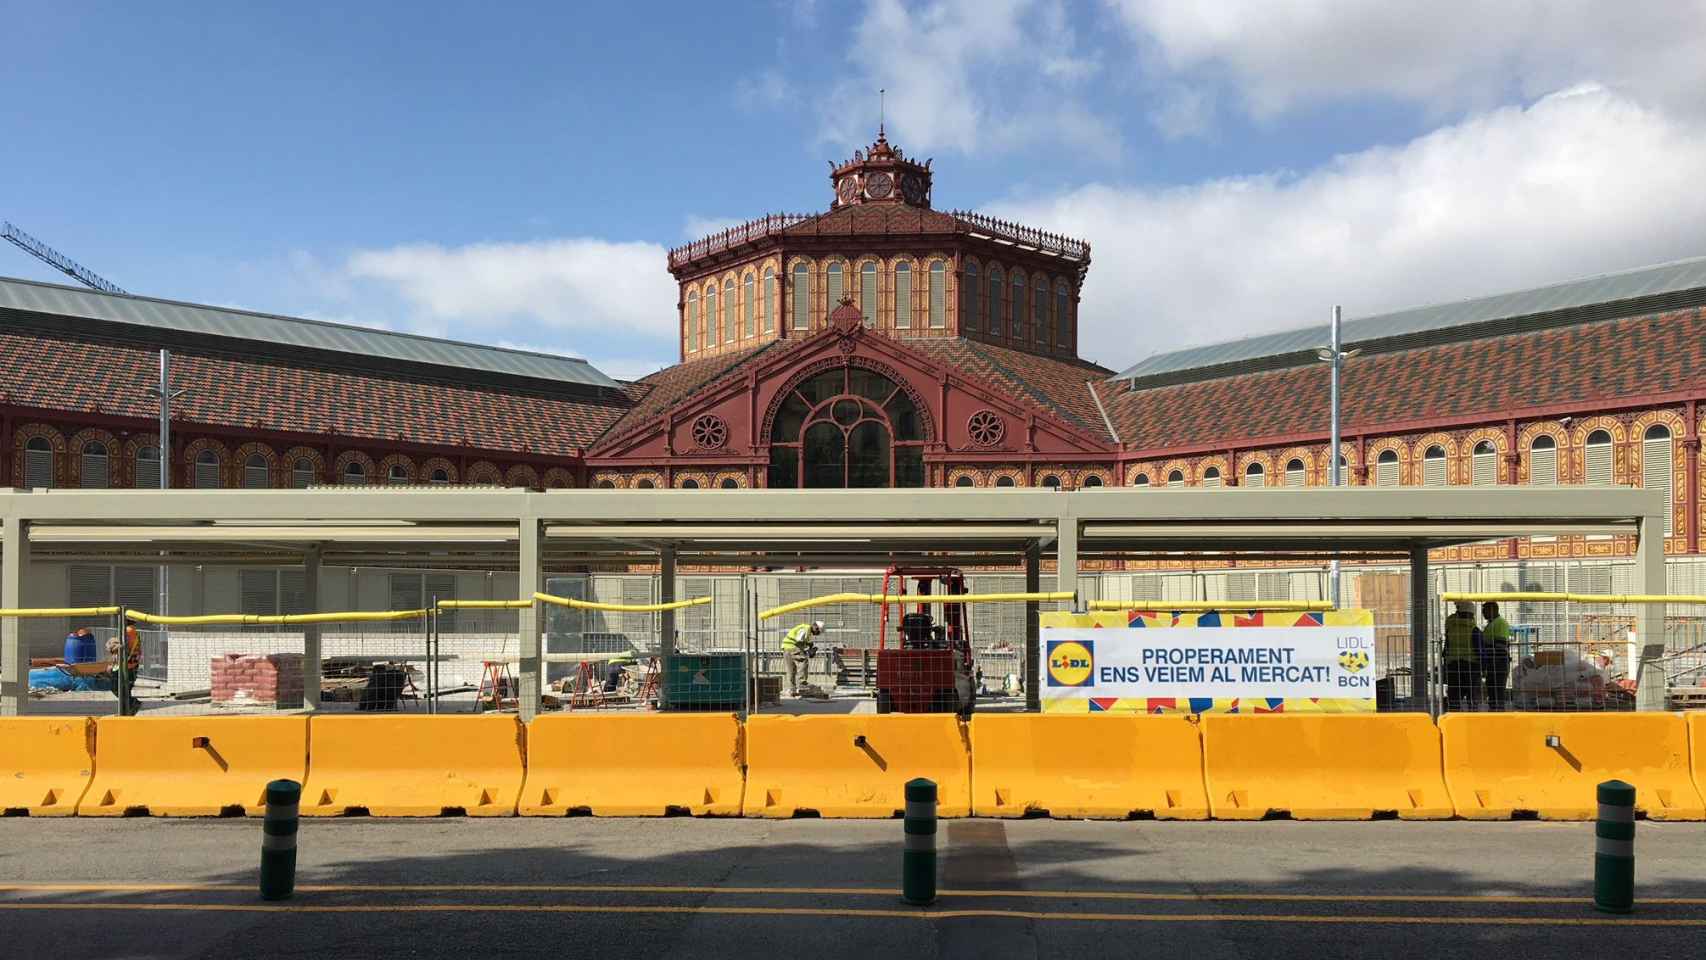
[1480,601,1513,711]
[1442,600,1483,710]
[106,624,143,713]
[781,620,822,697]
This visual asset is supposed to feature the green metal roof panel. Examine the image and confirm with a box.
[0,275,620,389]
[1113,254,1706,383]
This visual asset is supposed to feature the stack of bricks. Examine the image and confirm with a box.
[210,653,305,709]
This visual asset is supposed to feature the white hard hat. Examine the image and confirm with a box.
[1454,600,1474,614]
[811,620,825,631]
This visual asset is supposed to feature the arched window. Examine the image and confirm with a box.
[766,366,925,489]
[1529,435,1558,485]
[1034,280,1049,344]
[1042,474,1061,489]
[291,458,315,488]
[705,284,719,343]
[894,262,912,329]
[1244,462,1265,488]
[341,460,366,485]
[387,463,409,485]
[637,478,655,489]
[80,440,110,489]
[1202,466,1221,489]
[195,449,222,489]
[1376,449,1400,487]
[596,479,616,489]
[955,475,974,487]
[23,436,52,488]
[826,261,843,310]
[243,454,270,489]
[1056,282,1071,346]
[742,272,755,338]
[763,267,777,334]
[1585,429,1614,485]
[1166,470,1184,488]
[1472,440,1498,486]
[1422,446,1447,486]
[681,478,699,489]
[134,446,161,489]
[928,260,946,328]
[791,262,810,330]
[1084,475,1103,487]
[1011,273,1026,337]
[430,468,451,485]
[988,267,1004,336]
[1644,425,1673,534]
[720,478,739,489]
[962,262,978,331]
[686,290,699,352]
[722,278,736,343]
[995,475,1016,487]
[1285,458,1306,487]
[859,261,877,327]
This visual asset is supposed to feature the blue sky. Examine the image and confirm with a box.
[6,1,1706,380]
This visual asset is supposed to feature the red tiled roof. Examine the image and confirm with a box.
[595,342,783,445]
[1102,307,1706,451]
[0,330,627,457]
[906,338,1115,439]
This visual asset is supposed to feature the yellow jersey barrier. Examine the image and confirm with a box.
[1691,713,1706,809]
[302,716,525,817]
[78,716,308,817]
[1201,714,1452,820]
[759,591,1074,621]
[520,714,744,817]
[742,715,971,818]
[969,714,1208,819]
[0,718,95,816]
[1441,713,1705,821]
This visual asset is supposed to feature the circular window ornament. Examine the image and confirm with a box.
[967,410,1005,447]
[691,414,729,449]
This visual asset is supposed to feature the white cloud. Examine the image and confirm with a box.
[988,87,1706,371]
[681,215,745,242]
[736,69,790,109]
[1108,0,1706,121]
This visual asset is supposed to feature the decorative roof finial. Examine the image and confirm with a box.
[879,88,885,139]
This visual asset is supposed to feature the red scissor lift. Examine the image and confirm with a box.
[875,565,975,717]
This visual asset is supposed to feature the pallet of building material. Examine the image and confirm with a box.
[1668,686,1706,710]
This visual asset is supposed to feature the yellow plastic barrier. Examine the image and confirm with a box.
[126,609,425,625]
[1442,591,1706,605]
[0,606,119,617]
[1442,713,1705,821]
[302,716,524,817]
[79,717,308,817]
[520,714,744,816]
[1087,600,1335,612]
[759,591,1074,621]
[1202,714,1453,820]
[533,592,712,613]
[743,715,970,818]
[0,718,94,816]
[969,715,1208,819]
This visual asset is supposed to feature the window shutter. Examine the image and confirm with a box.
[960,265,976,330]
[1530,443,1556,485]
[723,280,736,343]
[115,567,156,622]
[426,573,457,631]
[1227,573,1257,603]
[389,574,423,634]
[279,569,309,616]
[1586,440,1613,485]
[1011,276,1025,334]
[1244,467,1264,489]
[763,270,776,333]
[792,265,809,330]
[1472,447,1497,486]
[826,263,842,309]
[1056,285,1070,345]
[69,565,111,608]
[1644,435,1674,535]
[1258,573,1291,601]
[1167,472,1184,488]
[134,448,161,489]
[1423,453,1446,487]
[292,461,315,488]
[80,445,109,488]
[1376,455,1399,487]
[244,457,270,489]
[24,445,53,488]
[1035,286,1048,343]
[240,569,279,616]
[1285,462,1305,487]
[195,455,221,489]
[701,288,712,344]
[988,273,1002,335]
[929,261,946,328]
[743,274,755,337]
[860,264,876,327]
[1201,470,1221,489]
[686,294,698,351]
[895,264,912,329]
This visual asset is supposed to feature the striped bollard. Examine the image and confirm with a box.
[260,779,301,902]
[1594,779,1635,914]
[903,778,937,906]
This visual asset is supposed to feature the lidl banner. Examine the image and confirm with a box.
[1040,609,1377,714]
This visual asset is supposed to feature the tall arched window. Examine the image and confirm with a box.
[686,290,699,352]
[894,262,912,328]
[705,284,719,343]
[722,278,736,343]
[929,260,946,328]
[1244,462,1265,488]
[342,460,366,485]
[292,458,315,488]
[1529,435,1558,485]
[24,436,53,488]
[1376,450,1400,487]
[1202,466,1221,489]
[859,261,877,327]
[193,449,222,488]
[134,446,161,489]
[962,262,978,331]
[1422,446,1447,486]
[1034,280,1049,344]
[826,261,843,310]
[1056,282,1070,346]
[387,463,409,485]
[1284,458,1306,487]
[766,366,925,489]
[742,272,755,338]
[763,267,777,333]
[1585,429,1614,485]
[988,267,1004,336]
[243,454,270,489]
[1012,273,1026,338]
[1644,425,1674,534]
[791,262,810,330]
[80,440,110,489]
[1472,440,1498,486]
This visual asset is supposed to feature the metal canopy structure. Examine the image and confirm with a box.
[0,484,1668,716]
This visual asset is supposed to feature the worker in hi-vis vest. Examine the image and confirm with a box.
[781,620,823,697]
[1480,601,1513,712]
[1442,600,1484,711]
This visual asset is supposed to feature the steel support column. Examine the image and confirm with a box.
[518,515,542,721]
[1634,507,1669,711]
[0,515,23,715]
[1024,540,1041,713]
[659,545,677,661]
[1409,544,1430,715]
[301,544,322,710]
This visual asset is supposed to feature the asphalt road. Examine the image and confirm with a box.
[2,818,1703,959]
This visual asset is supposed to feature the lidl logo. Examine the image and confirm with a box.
[1338,650,1370,674]
[1046,639,1094,687]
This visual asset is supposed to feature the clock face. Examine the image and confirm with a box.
[836,177,859,204]
[865,172,894,199]
[901,173,926,204]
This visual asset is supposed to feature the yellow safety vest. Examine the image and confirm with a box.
[1483,616,1512,649]
[782,623,811,649]
[1444,614,1477,662]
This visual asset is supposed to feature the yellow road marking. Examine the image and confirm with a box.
[2,882,1703,906]
[0,902,1703,925]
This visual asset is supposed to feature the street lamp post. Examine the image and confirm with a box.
[1316,307,1360,607]
[145,349,188,618]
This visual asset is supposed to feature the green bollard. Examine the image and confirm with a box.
[260,779,301,902]
[1594,779,1635,914]
[902,777,937,906]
